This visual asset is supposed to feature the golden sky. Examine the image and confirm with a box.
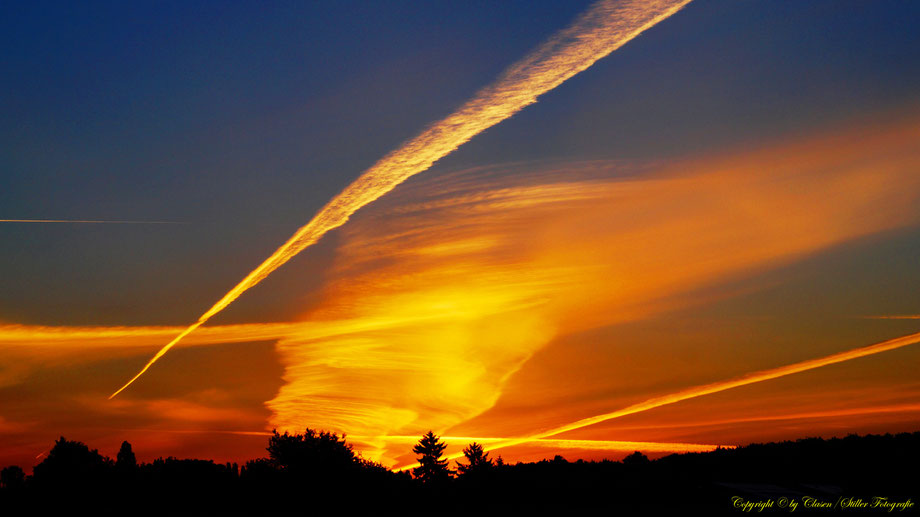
[2,0,920,471]
[2,110,919,468]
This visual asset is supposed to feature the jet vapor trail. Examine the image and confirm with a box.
[356,435,728,453]
[595,402,920,432]
[396,330,920,470]
[110,0,694,398]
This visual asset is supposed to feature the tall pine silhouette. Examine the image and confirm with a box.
[456,442,492,477]
[412,431,452,483]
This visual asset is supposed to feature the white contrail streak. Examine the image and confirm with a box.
[110,0,694,398]
[479,331,920,452]
[395,330,920,470]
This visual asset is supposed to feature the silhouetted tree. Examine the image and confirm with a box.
[0,465,25,490]
[622,450,649,465]
[241,457,276,477]
[412,431,452,484]
[116,440,137,473]
[456,442,492,477]
[267,428,358,482]
[31,437,113,490]
[3,428,917,513]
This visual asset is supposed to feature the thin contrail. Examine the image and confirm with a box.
[0,219,181,224]
[109,0,694,398]
[355,435,728,453]
[101,428,727,453]
[395,330,920,470]
[588,402,920,432]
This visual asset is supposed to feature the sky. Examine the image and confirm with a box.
[1,0,920,470]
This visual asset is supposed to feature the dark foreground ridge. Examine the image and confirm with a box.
[1,430,917,515]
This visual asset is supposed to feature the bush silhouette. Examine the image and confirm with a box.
[267,428,359,481]
[0,465,25,490]
[622,450,649,465]
[31,437,113,491]
[241,457,277,480]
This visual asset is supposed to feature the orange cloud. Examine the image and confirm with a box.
[265,113,920,466]
[593,402,920,434]
[3,113,918,468]
[108,0,694,399]
[427,330,920,466]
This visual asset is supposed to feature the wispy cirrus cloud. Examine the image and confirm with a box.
[267,113,920,466]
[4,112,919,468]
[108,0,695,399]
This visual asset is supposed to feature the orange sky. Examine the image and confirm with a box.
[1,110,919,469]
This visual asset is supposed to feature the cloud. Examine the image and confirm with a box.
[267,113,920,466]
[109,0,695,398]
[431,330,920,467]
[3,112,918,467]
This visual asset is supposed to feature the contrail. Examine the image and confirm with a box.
[354,435,729,453]
[0,219,181,224]
[101,428,727,453]
[395,330,920,470]
[109,0,694,398]
[590,402,920,432]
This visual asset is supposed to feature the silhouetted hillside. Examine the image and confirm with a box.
[1,430,916,515]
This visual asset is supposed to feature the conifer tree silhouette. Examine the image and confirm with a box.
[456,442,492,477]
[412,431,452,483]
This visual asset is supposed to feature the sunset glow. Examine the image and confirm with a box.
[109,0,694,399]
[402,329,920,470]
[2,0,919,481]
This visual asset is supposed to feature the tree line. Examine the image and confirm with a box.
[1,430,918,514]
